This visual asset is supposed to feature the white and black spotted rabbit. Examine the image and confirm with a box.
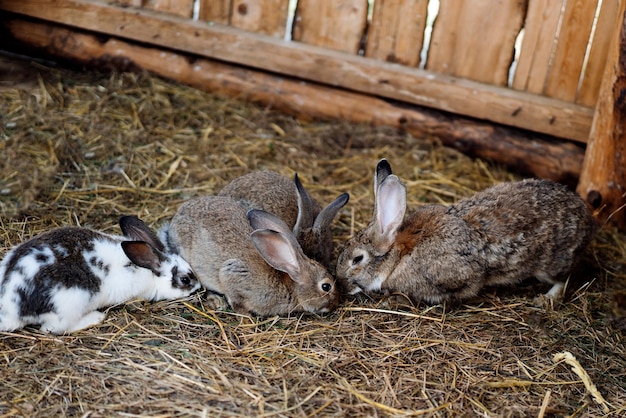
[336,159,597,304]
[0,216,199,334]
[218,170,349,269]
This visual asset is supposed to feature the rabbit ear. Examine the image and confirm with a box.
[374,159,393,196]
[313,192,349,232]
[119,216,165,252]
[121,241,162,272]
[294,173,316,233]
[250,229,304,281]
[247,209,293,236]
[373,175,406,252]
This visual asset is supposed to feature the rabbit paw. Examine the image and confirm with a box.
[40,311,106,334]
[203,292,230,311]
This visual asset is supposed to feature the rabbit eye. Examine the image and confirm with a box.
[321,282,332,293]
[180,275,191,285]
[352,254,364,265]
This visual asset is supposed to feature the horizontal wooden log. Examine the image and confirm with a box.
[2,18,585,187]
[0,0,594,143]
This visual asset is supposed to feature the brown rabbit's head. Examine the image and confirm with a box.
[247,209,341,314]
[336,159,406,294]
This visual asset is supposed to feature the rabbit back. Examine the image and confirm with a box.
[449,178,596,289]
[218,170,305,227]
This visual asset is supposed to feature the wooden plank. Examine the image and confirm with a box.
[511,0,564,93]
[0,0,594,142]
[577,0,626,231]
[544,0,599,101]
[2,18,585,187]
[365,0,428,66]
[230,0,289,38]
[143,0,194,18]
[116,0,143,7]
[426,0,527,86]
[292,0,369,53]
[576,0,621,106]
[198,0,231,24]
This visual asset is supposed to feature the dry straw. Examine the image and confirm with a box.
[0,61,625,417]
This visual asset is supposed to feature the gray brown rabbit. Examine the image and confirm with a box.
[218,170,349,269]
[336,159,597,305]
[161,195,340,316]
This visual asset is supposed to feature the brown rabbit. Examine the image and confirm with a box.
[161,195,340,316]
[218,170,349,269]
[336,159,597,304]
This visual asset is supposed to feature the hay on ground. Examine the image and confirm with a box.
[0,60,625,417]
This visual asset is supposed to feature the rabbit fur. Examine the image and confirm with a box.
[162,195,340,316]
[218,170,349,269]
[0,216,199,334]
[336,159,597,305]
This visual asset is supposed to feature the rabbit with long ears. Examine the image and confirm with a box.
[218,170,349,269]
[336,159,597,305]
[0,216,200,334]
[162,196,340,316]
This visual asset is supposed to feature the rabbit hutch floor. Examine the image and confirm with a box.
[1,57,625,417]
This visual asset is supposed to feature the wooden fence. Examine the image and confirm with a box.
[113,0,615,143]
[113,0,614,114]
[1,0,625,229]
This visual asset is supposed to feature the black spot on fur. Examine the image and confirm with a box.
[18,284,54,317]
[170,265,179,289]
[35,252,51,264]
[89,256,110,275]
[3,227,110,317]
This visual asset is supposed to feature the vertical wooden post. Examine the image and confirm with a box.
[577,0,626,231]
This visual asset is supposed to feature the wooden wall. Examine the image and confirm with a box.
[1,0,611,142]
[1,0,625,229]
